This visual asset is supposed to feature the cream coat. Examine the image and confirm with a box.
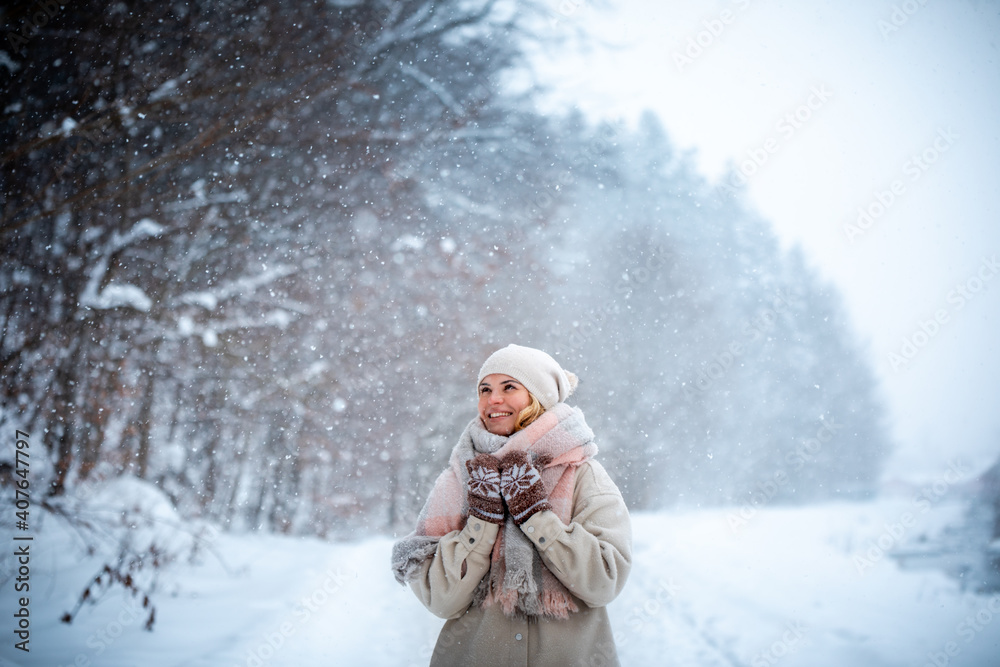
[408,459,632,667]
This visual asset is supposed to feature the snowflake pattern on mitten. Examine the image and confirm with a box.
[465,454,505,524]
[469,465,501,499]
[499,451,551,524]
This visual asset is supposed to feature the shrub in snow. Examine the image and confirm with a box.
[43,476,221,631]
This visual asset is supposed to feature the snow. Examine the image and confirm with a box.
[148,78,180,102]
[177,265,297,311]
[180,293,219,311]
[126,219,165,243]
[82,283,153,312]
[77,219,165,312]
[4,497,997,667]
[0,51,20,74]
[392,235,427,252]
[177,315,195,337]
[201,329,218,347]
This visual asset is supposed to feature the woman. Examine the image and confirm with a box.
[392,344,632,666]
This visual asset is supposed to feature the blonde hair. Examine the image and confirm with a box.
[514,394,545,432]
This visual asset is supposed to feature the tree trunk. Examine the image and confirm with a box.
[135,363,156,479]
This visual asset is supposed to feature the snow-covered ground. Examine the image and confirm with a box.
[2,491,998,667]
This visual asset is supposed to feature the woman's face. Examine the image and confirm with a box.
[478,374,532,436]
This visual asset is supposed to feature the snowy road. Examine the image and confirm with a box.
[2,500,998,666]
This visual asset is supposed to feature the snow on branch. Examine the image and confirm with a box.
[162,190,248,212]
[174,307,305,347]
[116,219,165,248]
[0,50,20,74]
[399,63,464,115]
[79,219,164,313]
[359,0,497,75]
[178,264,298,311]
[83,284,154,312]
[148,77,182,102]
[425,189,504,221]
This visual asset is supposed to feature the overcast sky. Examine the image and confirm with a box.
[528,0,1000,479]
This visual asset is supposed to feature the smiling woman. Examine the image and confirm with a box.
[392,344,632,666]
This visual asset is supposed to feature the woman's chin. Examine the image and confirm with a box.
[484,420,515,436]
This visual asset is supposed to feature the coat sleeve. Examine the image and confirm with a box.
[518,460,632,608]
[407,516,500,620]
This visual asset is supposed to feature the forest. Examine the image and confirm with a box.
[0,0,891,542]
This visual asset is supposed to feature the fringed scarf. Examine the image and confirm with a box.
[391,403,597,619]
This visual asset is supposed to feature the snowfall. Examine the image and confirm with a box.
[2,477,998,667]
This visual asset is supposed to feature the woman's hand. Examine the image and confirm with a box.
[465,453,505,524]
[499,450,552,524]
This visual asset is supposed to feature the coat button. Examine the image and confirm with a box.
[474,523,481,531]
[526,526,534,533]
[538,537,546,544]
[469,537,475,544]
[515,633,523,641]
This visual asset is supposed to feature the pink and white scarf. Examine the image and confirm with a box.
[392,403,597,619]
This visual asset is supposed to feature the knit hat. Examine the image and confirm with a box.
[477,344,578,409]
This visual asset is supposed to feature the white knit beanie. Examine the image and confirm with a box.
[477,344,578,409]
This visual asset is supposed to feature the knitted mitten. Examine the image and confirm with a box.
[465,453,505,524]
[499,451,551,525]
